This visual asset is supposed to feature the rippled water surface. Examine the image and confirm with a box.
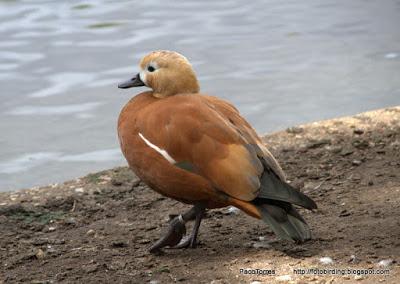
[1,0,400,191]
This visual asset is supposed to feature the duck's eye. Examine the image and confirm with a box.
[147,66,156,72]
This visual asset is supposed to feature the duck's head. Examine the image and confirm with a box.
[118,50,200,98]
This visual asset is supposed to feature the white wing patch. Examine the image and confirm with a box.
[138,133,176,164]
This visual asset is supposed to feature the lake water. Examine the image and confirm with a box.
[1,0,399,191]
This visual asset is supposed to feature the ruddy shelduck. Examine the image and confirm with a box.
[117,50,317,253]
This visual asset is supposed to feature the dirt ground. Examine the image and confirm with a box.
[1,107,399,284]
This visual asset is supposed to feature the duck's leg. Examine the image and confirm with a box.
[149,205,198,253]
[172,203,206,249]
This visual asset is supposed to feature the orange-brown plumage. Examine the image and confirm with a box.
[117,50,316,252]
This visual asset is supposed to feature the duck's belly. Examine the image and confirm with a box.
[124,142,228,209]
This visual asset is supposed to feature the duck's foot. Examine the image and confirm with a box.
[149,214,187,253]
[149,203,206,253]
[171,204,205,249]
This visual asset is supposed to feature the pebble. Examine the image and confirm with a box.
[349,254,360,263]
[111,239,129,247]
[339,210,351,217]
[340,147,354,156]
[64,217,77,225]
[48,226,57,232]
[329,145,343,153]
[352,160,362,166]
[209,280,224,284]
[86,229,96,237]
[286,126,304,134]
[377,259,394,267]
[275,275,292,282]
[75,187,84,193]
[35,249,45,259]
[303,181,320,191]
[226,206,240,215]
[354,275,364,281]
[307,138,331,149]
[319,257,334,265]
[353,129,364,135]
[111,179,123,186]
[252,242,271,249]
[352,139,369,149]
[250,281,262,284]
[84,263,100,273]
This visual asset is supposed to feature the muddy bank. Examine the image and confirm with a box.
[1,107,399,283]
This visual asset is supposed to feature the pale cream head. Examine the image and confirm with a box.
[137,51,200,98]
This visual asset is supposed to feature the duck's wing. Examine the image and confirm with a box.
[203,96,287,181]
[137,94,316,209]
[201,96,316,210]
[135,95,263,201]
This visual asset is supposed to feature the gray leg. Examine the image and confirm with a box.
[173,204,206,249]
[149,205,200,253]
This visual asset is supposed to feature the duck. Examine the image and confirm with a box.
[117,50,317,253]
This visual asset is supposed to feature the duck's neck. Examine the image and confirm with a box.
[152,82,200,98]
[152,70,200,98]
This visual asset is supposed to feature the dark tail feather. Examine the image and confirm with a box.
[258,167,317,210]
[255,200,312,242]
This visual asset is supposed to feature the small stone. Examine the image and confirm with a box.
[64,217,77,225]
[352,160,362,166]
[99,175,112,181]
[84,263,100,273]
[319,257,334,265]
[75,187,84,193]
[86,229,95,237]
[307,139,331,149]
[250,281,262,284]
[252,242,271,249]
[111,239,128,248]
[209,280,224,284]
[354,275,364,280]
[107,260,127,271]
[351,174,362,181]
[353,129,364,135]
[339,210,351,217]
[111,179,123,186]
[35,248,45,259]
[377,259,394,267]
[226,206,240,215]
[138,239,151,244]
[349,254,360,263]
[329,146,343,154]
[353,139,369,149]
[48,226,57,232]
[340,146,354,156]
[286,126,303,134]
[275,275,292,282]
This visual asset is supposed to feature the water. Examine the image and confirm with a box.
[1,0,399,191]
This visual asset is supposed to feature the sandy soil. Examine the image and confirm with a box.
[0,107,399,284]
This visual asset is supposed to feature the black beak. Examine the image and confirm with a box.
[118,73,145,89]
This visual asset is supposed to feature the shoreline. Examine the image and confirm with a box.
[1,106,399,283]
